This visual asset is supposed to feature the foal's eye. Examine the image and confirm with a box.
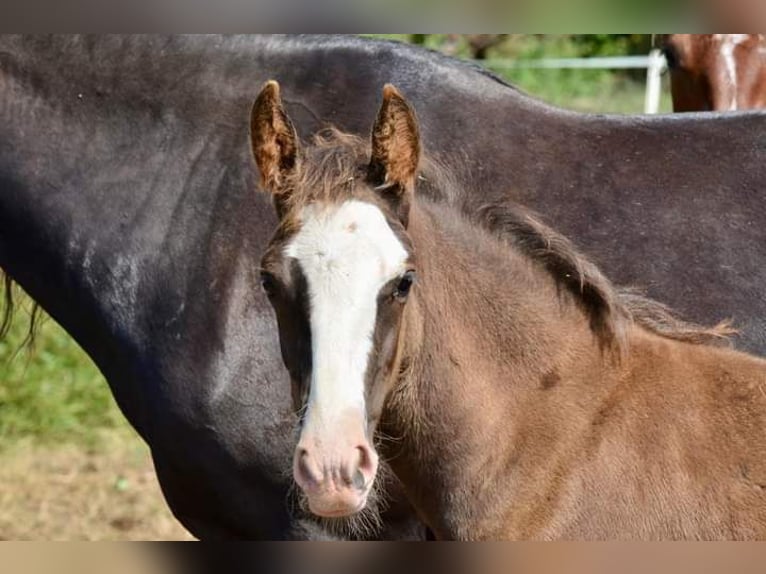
[260,272,277,297]
[394,270,416,300]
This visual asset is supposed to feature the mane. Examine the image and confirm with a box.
[285,128,734,352]
[467,201,735,352]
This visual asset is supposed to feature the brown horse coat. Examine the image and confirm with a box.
[661,34,766,111]
[389,203,766,539]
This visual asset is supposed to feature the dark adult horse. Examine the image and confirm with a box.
[1,35,765,539]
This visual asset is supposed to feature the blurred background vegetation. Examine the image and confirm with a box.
[369,34,672,113]
[0,34,672,538]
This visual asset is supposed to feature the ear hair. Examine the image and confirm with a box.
[250,80,299,214]
[368,84,420,227]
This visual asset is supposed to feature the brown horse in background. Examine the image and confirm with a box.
[252,80,766,540]
[660,34,766,111]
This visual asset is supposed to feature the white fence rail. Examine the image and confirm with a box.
[478,50,669,114]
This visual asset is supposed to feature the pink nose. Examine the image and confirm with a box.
[293,442,378,517]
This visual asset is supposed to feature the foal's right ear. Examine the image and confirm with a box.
[250,80,299,213]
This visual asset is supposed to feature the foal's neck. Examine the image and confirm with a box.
[385,199,615,540]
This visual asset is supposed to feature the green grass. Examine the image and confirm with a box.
[494,66,673,114]
[0,288,128,449]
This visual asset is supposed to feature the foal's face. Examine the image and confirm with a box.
[261,199,415,516]
[250,81,420,518]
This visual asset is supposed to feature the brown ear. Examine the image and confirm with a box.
[368,84,420,225]
[250,80,298,211]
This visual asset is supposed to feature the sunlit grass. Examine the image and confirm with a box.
[0,289,183,539]
[495,66,673,114]
[0,289,128,449]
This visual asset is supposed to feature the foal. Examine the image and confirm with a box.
[251,81,766,539]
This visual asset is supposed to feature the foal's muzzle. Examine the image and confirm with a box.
[293,434,378,517]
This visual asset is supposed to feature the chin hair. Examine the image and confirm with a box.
[285,460,395,540]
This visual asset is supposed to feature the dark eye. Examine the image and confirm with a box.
[394,270,416,300]
[260,271,277,297]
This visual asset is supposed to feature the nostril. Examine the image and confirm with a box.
[349,445,377,491]
[357,445,376,474]
[341,448,361,487]
[294,448,322,487]
[352,469,366,490]
[340,445,376,490]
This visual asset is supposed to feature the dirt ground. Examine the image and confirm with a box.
[0,430,194,540]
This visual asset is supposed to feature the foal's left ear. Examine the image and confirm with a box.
[368,84,420,226]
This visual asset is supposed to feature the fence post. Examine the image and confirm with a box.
[644,49,666,114]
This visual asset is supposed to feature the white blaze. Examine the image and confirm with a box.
[716,34,749,110]
[285,200,408,430]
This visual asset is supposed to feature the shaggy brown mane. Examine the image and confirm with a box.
[473,202,631,351]
[275,128,734,351]
[275,129,373,231]
[470,202,735,350]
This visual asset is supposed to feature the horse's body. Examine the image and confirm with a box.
[661,34,766,111]
[1,34,765,539]
[255,82,766,540]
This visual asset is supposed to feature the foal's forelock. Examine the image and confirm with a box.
[276,130,374,221]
